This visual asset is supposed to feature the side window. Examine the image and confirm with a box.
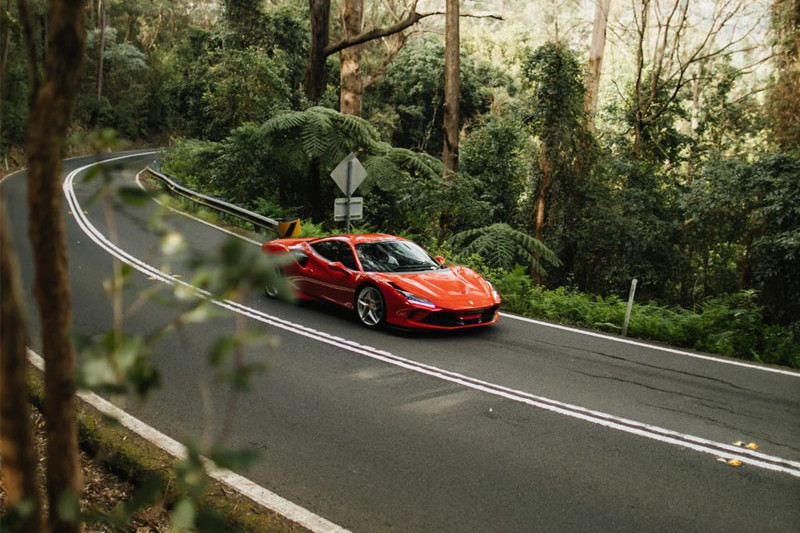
[310,241,335,261]
[311,241,358,270]
[290,249,309,267]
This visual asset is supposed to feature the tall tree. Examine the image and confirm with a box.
[1,204,43,532]
[769,0,800,150]
[21,0,88,531]
[305,0,332,101]
[442,0,460,172]
[93,0,106,126]
[339,0,363,115]
[305,0,432,103]
[523,42,588,280]
[586,0,611,131]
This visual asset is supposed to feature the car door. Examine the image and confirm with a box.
[305,239,359,306]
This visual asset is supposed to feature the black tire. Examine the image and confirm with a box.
[355,285,385,327]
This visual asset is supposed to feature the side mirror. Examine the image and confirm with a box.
[329,261,348,272]
[435,255,446,266]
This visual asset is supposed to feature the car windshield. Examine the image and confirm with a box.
[356,240,442,273]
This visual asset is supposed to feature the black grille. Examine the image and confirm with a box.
[421,305,499,327]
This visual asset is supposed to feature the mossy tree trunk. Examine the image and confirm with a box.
[22,0,89,531]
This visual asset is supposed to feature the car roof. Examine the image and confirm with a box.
[320,233,405,245]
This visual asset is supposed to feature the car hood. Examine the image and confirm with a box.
[373,266,498,309]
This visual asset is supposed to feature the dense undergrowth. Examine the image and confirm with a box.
[461,261,800,369]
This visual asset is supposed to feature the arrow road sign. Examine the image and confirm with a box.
[330,153,367,195]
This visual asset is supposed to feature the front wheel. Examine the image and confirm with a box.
[356,285,385,328]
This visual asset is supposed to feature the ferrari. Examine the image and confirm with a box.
[261,233,501,329]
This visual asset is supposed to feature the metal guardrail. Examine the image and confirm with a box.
[144,167,281,235]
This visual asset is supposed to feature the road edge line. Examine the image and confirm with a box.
[26,349,350,533]
[500,312,800,377]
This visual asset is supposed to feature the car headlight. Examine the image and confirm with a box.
[390,284,437,309]
[486,280,500,301]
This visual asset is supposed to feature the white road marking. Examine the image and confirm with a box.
[501,312,800,377]
[25,350,350,533]
[57,153,350,532]
[62,154,800,479]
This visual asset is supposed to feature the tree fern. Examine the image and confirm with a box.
[453,223,561,275]
[260,106,441,183]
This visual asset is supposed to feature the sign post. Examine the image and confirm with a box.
[345,159,353,232]
[330,153,367,232]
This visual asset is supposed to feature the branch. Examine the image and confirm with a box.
[324,11,503,57]
[325,10,430,56]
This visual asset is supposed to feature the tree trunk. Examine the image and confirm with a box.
[93,0,105,126]
[23,1,89,531]
[442,0,460,173]
[532,160,553,283]
[308,156,323,220]
[96,1,105,100]
[632,0,649,157]
[1,0,11,153]
[0,205,43,532]
[586,0,611,131]
[339,0,363,115]
[305,0,331,102]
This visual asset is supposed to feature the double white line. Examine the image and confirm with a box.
[64,153,800,485]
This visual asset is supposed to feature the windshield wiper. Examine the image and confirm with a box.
[397,263,438,271]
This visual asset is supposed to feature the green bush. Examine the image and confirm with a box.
[482,268,799,368]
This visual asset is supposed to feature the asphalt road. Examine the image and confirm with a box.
[3,152,799,532]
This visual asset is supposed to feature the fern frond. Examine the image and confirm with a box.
[301,110,332,158]
[261,110,307,135]
[453,223,561,274]
[386,148,443,179]
[334,112,382,147]
[362,156,402,191]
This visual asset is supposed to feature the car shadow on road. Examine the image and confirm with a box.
[291,299,502,340]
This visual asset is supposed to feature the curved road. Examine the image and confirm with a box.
[3,152,799,532]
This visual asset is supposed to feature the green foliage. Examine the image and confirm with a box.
[75,28,151,137]
[365,37,509,155]
[259,106,447,222]
[693,61,764,159]
[747,153,800,323]
[568,153,683,301]
[519,42,595,285]
[164,29,295,140]
[490,277,799,367]
[522,42,587,163]
[678,153,800,323]
[460,113,530,225]
[162,6,307,141]
[160,139,219,190]
[453,223,561,274]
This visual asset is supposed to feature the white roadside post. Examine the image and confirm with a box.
[331,153,366,232]
[622,278,638,336]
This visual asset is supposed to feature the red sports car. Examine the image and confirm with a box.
[261,233,501,329]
